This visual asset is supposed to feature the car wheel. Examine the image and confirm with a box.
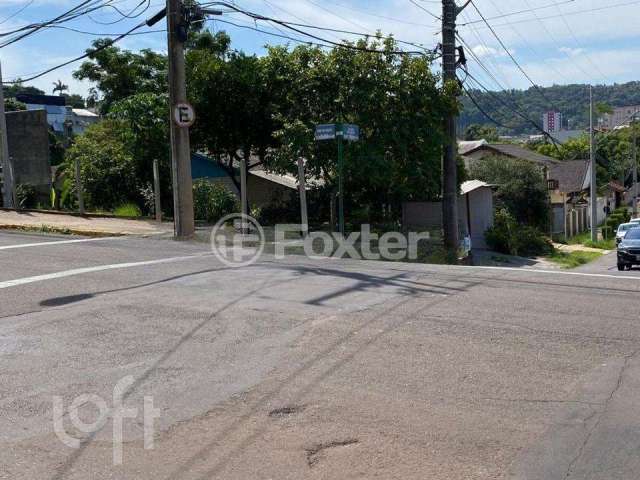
[627,264,633,271]
[618,263,625,271]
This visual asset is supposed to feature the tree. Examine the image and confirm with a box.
[4,98,25,111]
[108,92,173,211]
[63,94,86,108]
[52,80,68,96]
[3,81,44,98]
[259,37,452,221]
[63,120,138,210]
[463,123,499,142]
[468,155,549,229]
[73,40,167,114]
[186,34,277,181]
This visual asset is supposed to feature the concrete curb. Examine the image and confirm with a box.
[0,223,171,238]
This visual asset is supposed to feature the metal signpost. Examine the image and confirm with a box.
[315,123,359,236]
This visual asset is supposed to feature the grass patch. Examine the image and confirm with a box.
[566,231,615,250]
[546,250,602,269]
[113,203,142,218]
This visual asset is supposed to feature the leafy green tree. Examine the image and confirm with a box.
[73,40,168,113]
[108,92,173,211]
[4,98,25,111]
[460,81,640,135]
[63,120,138,210]
[187,37,276,172]
[52,80,68,96]
[463,123,499,142]
[260,37,451,220]
[63,94,86,108]
[2,81,44,98]
[469,155,549,229]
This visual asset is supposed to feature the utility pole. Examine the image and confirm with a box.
[441,0,464,256]
[590,85,597,242]
[240,153,248,233]
[632,114,638,216]
[153,159,162,222]
[297,157,309,237]
[166,0,195,238]
[336,124,345,237]
[0,61,15,208]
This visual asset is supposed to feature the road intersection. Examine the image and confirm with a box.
[1,230,640,479]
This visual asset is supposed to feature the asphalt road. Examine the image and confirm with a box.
[2,230,640,479]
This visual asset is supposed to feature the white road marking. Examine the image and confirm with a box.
[448,264,640,280]
[0,253,211,289]
[0,237,120,250]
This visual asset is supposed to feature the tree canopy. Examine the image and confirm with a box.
[68,32,453,219]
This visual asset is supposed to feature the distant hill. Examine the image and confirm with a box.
[459,81,640,135]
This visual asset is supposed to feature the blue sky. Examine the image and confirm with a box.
[1,0,639,98]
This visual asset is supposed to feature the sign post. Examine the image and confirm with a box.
[315,123,359,237]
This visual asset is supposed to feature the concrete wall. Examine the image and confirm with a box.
[5,109,51,199]
[402,188,494,249]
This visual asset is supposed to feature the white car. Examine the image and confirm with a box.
[616,222,640,244]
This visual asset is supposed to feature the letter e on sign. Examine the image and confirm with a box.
[174,103,195,128]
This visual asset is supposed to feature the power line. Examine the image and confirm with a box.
[460,0,577,26]
[460,81,520,130]
[203,2,437,55]
[463,0,640,29]
[462,68,561,145]
[468,0,557,111]
[0,0,35,25]
[3,19,148,83]
[407,0,440,20]
[547,0,607,84]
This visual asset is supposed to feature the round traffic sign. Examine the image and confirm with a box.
[173,102,196,127]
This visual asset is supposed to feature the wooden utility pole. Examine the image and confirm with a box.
[442,0,461,255]
[166,0,195,238]
[0,61,15,208]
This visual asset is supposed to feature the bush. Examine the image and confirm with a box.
[486,209,553,257]
[15,184,37,209]
[114,203,142,217]
[192,179,238,223]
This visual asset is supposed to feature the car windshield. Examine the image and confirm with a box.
[619,223,634,232]
[624,228,640,240]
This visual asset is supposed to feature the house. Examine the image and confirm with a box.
[14,94,99,136]
[191,153,319,210]
[70,108,100,135]
[460,142,602,239]
[461,142,560,169]
[548,160,592,238]
[402,180,495,249]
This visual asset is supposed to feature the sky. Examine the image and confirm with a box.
[1,0,639,99]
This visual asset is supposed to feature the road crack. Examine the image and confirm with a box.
[564,348,640,478]
[305,439,359,467]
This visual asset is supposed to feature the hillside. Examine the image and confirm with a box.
[459,81,640,135]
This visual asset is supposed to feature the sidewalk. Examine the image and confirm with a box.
[0,209,174,237]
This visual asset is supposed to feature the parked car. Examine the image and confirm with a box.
[617,228,640,270]
[616,222,639,245]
